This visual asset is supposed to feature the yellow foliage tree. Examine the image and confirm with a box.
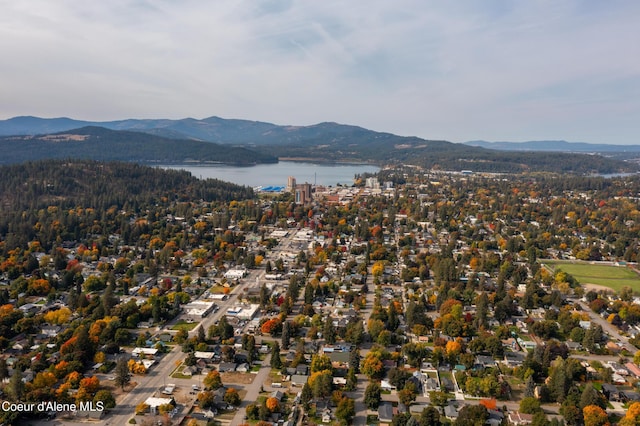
[583,405,610,426]
[619,401,640,426]
[44,307,72,325]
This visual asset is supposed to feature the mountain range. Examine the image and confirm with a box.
[465,140,640,153]
[0,116,638,174]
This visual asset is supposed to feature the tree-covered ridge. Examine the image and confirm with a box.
[0,126,278,166]
[258,135,636,174]
[0,160,254,252]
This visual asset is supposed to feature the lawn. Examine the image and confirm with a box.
[171,320,199,331]
[541,260,640,292]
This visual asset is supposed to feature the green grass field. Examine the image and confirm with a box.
[542,260,640,292]
[170,320,198,331]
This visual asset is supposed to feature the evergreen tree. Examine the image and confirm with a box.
[525,375,536,398]
[349,348,361,374]
[281,321,291,350]
[323,318,336,344]
[270,341,282,369]
[301,382,313,410]
[114,357,131,391]
[8,370,24,401]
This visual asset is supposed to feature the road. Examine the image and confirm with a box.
[230,353,272,425]
[575,299,638,353]
[349,267,376,426]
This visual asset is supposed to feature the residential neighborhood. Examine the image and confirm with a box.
[1,164,640,426]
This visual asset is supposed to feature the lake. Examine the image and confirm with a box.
[162,161,380,188]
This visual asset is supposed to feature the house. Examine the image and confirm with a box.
[508,411,533,425]
[291,374,308,386]
[236,363,250,373]
[380,380,396,390]
[622,391,640,403]
[378,403,394,423]
[625,362,640,378]
[503,351,526,367]
[218,362,237,372]
[475,355,498,369]
[444,403,460,420]
[487,409,504,426]
[41,325,62,337]
[144,397,176,414]
[601,383,621,402]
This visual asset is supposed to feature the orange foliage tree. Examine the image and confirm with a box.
[583,405,610,426]
[265,397,280,412]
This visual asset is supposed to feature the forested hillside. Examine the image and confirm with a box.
[0,160,254,252]
[0,126,278,166]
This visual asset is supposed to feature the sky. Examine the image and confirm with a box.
[1,1,639,144]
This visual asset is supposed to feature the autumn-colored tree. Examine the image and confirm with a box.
[583,405,610,426]
[224,388,241,406]
[361,353,384,379]
[127,359,147,375]
[203,370,223,389]
[439,299,463,317]
[261,317,282,335]
[310,354,333,373]
[27,278,51,295]
[135,402,149,414]
[265,397,280,412]
[372,261,385,277]
[66,371,82,389]
[44,307,72,325]
[79,376,100,395]
[30,371,57,390]
[619,401,640,426]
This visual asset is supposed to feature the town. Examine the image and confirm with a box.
[1,163,640,426]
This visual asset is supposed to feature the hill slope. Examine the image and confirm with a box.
[0,126,277,165]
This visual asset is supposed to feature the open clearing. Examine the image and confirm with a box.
[541,260,640,292]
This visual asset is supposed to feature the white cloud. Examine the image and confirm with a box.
[1,0,639,143]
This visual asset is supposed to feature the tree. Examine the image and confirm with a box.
[364,382,381,409]
[311,354,332,373]
[429,391,451,407]
[114,358,131,391]
[203,370,222,390]
[519,397,543,414]
[419,406,443,426]
[224,388,241,406]
[265,397,280,412]
[301,382,313,409]
[582,405,610,426]
[309,370,333,398]
[398,382,417,407]
[345,367,357,391]
[281,321,291,350]
[270,341,282,369]
[335,396,355,425]
[362,352,384,379]
[323,318,336,344]
[580,382,606,410]
[619,401,640,426]
[455,404,488,426]
[8,370,24,401]
[94,389,116,410]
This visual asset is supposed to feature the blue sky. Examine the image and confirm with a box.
[1,1,639,144]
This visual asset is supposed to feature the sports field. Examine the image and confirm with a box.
[541,260,640,293]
